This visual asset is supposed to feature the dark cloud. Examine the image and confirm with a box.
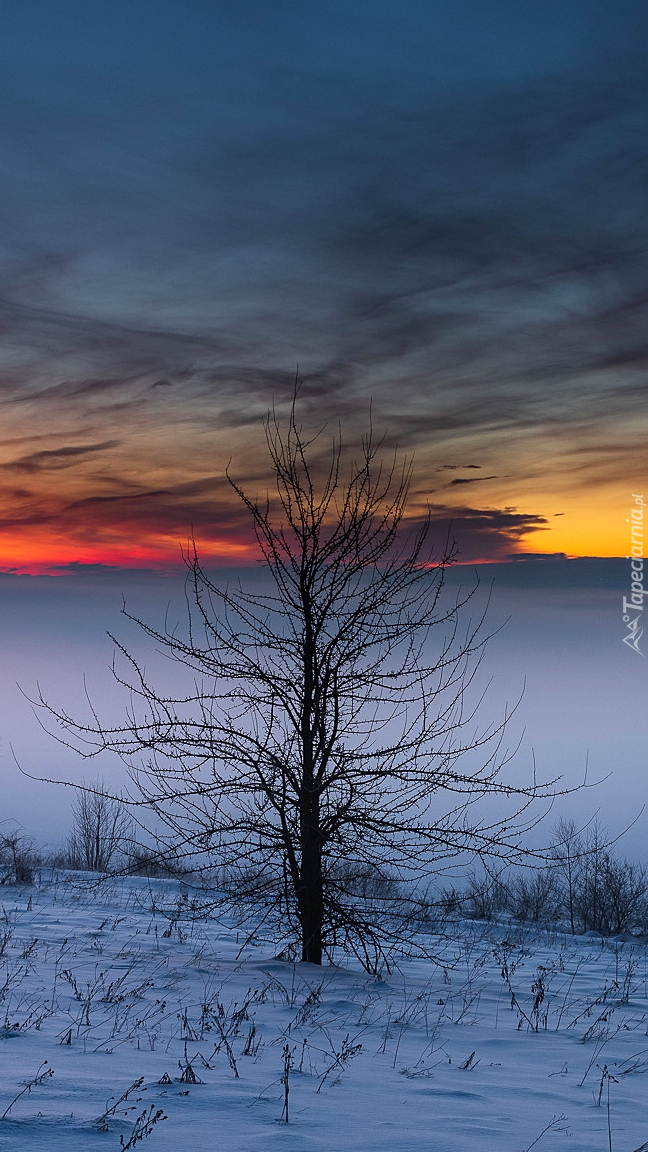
[51,477,255,547]
[448,476,499,487]
[0,509,57,530]
[0,556,627,591]
[4,441,121,473]
[425,504,549,562]
[443,556,628,590]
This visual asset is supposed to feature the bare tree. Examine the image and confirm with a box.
[41,405,559,968]
[552,819,648,936]
[551,817,581,934]
[66,781,132,872]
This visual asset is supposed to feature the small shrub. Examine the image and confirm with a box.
[464,870,508,921]
[125,849,179,879]
[506,868,562,924]
[0,832,37,885]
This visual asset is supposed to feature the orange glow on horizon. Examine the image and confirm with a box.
[0,451,635,574]
[0,509,629,575]
[0,532,259,575]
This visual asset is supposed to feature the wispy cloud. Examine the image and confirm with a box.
[3,441,121,473]
[0,2,643,565]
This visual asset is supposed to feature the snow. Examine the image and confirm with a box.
[1,873,648,1152]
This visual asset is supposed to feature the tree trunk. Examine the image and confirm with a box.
[298,591,324,963]
[298,795,323,964]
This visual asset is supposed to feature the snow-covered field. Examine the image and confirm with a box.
[1,874,647,1152]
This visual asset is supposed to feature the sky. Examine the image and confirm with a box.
[0,0,646,569]
[0,2,646,849]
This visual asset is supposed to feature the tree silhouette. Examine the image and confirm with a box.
[41,403,556,969]
[66,780,132,872]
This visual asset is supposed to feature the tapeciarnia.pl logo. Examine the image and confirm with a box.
[622,493,645,655]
